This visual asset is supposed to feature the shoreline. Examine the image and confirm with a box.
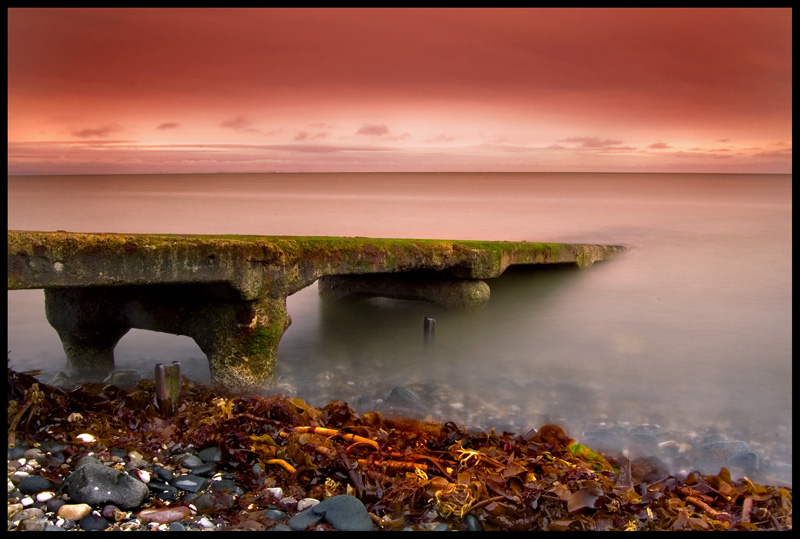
[8,366,792,531]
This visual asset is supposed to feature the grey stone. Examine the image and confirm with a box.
[287,508,323,531]
[266,509,288,521]
[17,517,48,532]
[311,494,374,532]
[172,474,209,493]
[79,513,110,531]
[63,461,149,509]
[178,454,203,468]
[384,386,424,409]
[18,475,54,495]
[197,446,222,463]
[148,481,179,501]
[152,465,174,482]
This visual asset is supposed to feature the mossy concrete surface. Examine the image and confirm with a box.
[7,230,625,391]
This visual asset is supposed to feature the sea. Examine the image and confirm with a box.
[6,172,792,486]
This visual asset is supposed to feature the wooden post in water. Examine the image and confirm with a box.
[424,317,435,349]
[155,361,181,417]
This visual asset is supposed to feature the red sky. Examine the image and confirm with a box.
[7,8,792,175]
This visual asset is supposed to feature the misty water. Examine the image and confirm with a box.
[7,172,792,485]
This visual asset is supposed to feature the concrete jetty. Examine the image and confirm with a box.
[7,230,625,392]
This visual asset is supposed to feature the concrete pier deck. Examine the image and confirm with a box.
[7,230,625,391]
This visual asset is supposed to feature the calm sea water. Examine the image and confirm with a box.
[7,172,792,484]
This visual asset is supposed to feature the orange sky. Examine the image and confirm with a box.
[7,8,792,175]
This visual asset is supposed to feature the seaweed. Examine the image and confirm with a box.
[7,366,792,531]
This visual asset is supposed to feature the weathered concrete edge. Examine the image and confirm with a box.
[7,230,626,299]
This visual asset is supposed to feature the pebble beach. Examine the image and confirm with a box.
[7,364,792,532]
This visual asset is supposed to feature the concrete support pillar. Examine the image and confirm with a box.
[43,286,291,392]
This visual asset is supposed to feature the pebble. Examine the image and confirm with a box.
[57,503,92,521]
[18,475,53,495]
[297,498,320,511]
[137,505,192,524]
[172,474,209,492]
[79,513,110,531]
[197,446,222,463]
[62,459,149,508]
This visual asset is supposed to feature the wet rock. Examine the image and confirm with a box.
[384,386,424,410]
[63,459,149,509]
[172,474,209,492]
[178,454,204,469]
[18,475,53,495]
[79,513,110,531]
[266,508,288,521]
[10,506,45,523]
[57,503,92,521]
[17,516,48,531]
[169,522,187,531]
[729,451,761,471]
[190,463,216,477]
[197,446,222,463]
[310,494,374,532]
[46,497,67,514]
[148,481,179,501]
[152,465,174,483]
[137,505,192,524]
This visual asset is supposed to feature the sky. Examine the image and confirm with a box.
[7,8,793,175]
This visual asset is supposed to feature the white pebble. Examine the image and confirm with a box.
[297,498,320,511]
[197,516,215,528]
[36,491,54,502]
[76,433,96,443]
[20,496,35,507]
[133,469,150,483]
[265,487,283,499]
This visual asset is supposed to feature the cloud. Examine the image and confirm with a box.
[560,136,624,148]
[157,122,180,130]
[356,124,390,136]
[648,142,672,149]
[294,131,329,141]
[220,115,260,133]
[71,124,122,138]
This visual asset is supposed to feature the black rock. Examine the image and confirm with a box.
[79,514,110,532]
[169,522,187,531]
[197,446,222,463]
[191,463,216,477]
[172,474,209,492]
[46,498,67,514]
[63,460,149,509]
[148,482,179,501]
[178,454,204,468]
[152,465,175,483]
[310,494,374,532]
[19,475,54,495]
[384,386,424,409]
